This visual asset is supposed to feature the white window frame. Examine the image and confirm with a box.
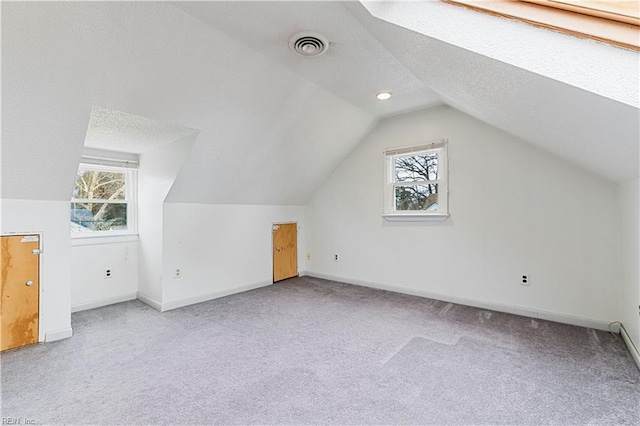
[382,140,449,222]
[71,162,138,239]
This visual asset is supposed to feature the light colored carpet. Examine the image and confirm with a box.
[1,276,638,425]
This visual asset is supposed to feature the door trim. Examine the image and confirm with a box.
[271,222,298,283]
[2,232,45,343]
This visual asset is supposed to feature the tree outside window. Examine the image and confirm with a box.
[394,152,439,211]
[384,142,449,220]
[71,165,134,233]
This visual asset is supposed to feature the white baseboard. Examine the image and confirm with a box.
[161,280,272,312]
[137,292,162,311]
[44,327,73,342]
[620,325,640,371]
[304,272,418,297]
[71,293,138,313]
[305,272,614,332]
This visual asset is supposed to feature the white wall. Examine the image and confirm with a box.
[306,106,621,329]
[70,239,138,312]
[0,199,73,342]
[619,178,639,350]
[137,133,197,308]
[162,203,305,310]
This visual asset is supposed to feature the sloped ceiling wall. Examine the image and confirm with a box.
[376,33,639,183]
[357,1,639,183]
[362,1,639,108]
[1,2,376,204]
[2,1,637,206]
[170,1,442,118]
[84,107,198,154]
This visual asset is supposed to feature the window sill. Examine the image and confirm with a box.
[442,0,639,52]
[382,213,450,222]
[71,234,139,246]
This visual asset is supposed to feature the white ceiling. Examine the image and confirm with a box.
[84,107,197,154]
[362,1,639,108]
[171,1,443,119]
[355,1,639,183]
[1,1,637,204]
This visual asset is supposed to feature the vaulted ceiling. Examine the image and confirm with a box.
[2,1,637,204]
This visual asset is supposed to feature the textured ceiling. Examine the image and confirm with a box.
[85,107,197,154]
[172,1,442,119]
[0,2,376,203]
[357,1,639,182]
[362,1,639,108]
[1,1,637,204]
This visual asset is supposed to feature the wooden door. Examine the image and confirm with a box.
[273,223,298,282]
[1,235,40,351]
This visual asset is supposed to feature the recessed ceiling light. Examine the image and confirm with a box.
[376,92,392,101]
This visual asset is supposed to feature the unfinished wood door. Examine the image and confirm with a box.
[273,223,297,282]
[1,235,40,351]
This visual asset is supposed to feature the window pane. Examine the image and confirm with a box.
[73,169,126,200]
[395,184,439,211]
[395,153,438,183]
[71,202,127,232]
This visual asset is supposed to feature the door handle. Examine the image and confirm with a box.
[26,280,34,286]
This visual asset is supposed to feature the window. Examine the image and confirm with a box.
[383,141,449,221]
[71,163,137,235]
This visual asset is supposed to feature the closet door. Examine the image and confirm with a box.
[1,235,40,351]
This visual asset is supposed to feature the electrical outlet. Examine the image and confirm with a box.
[104,269,112,279]
[521,274,530,286]
[174,268,182,278]
[306,253,311,261]
[334,254,339,262]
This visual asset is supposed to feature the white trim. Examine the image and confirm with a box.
[71,293,137,313]
[72,198,129,204]
[81,156,139,168]
[382,213,450,222]
[620,324,640,371]
[383,140,449,217]
[82,147,139,166]
[161,280,272,312]
[80,148,140,169]
[137,292,162,311]
[44,327,73,342]
[306,271,424,297]
[305,272,614,332]
[384,140,447,157]
[71,164,138,236]
[71,234,139,246]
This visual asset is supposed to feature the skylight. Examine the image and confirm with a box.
[523,0,639,25]
[443,0,640,51]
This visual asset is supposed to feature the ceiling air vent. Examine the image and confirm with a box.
[289,32,329,57]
